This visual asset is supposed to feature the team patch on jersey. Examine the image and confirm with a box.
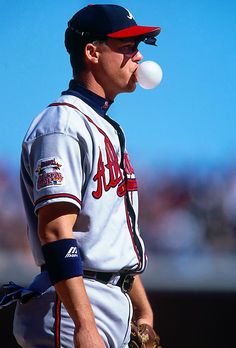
[35,157,64,191]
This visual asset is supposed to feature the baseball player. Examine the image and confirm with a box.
[1,4,162,348]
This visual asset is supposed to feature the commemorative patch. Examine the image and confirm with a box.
[35,157,64,191]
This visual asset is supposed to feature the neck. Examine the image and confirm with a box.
[74,71,117,101]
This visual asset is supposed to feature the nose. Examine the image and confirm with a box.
[132,50,143,62]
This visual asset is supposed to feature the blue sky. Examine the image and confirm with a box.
[1,0,236,171]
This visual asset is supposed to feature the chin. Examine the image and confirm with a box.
[116,80,136,96]
[126,80,137,92]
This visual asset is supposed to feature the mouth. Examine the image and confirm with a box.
[132,74,138,83]
[132,67,139,83]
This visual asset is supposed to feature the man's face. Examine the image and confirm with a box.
[94,38,143,99]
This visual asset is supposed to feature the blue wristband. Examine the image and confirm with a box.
[42,239,83,285]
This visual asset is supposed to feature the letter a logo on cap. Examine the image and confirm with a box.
[126,8,134,20]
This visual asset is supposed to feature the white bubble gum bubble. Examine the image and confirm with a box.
[136,61,163,89]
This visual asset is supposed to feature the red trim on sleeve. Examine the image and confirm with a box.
[117,178,138,197]
[34,193,82,207]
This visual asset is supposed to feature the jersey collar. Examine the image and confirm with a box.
[62,80,113,117]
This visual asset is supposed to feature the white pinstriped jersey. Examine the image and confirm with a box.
[20,92,147,274]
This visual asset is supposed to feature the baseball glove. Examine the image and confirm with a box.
[129,322,162,348]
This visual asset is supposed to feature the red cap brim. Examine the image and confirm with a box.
[107,25,161,39]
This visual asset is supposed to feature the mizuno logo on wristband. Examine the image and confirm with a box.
[65,247,78,258]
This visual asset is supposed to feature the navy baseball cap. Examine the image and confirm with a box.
[67,4,161,43]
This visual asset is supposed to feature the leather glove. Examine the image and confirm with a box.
[129,321,162,348]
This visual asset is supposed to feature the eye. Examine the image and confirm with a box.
[120,44,138,55]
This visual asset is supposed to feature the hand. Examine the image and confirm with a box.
[74,324,106,348]
[135,315,153,328]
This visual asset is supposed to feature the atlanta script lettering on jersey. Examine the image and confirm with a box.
[92,136,123,198]
[92,136,137,199]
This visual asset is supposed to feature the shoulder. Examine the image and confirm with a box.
[23,95,95,143]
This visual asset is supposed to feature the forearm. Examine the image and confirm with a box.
[53,271,105,347]
[55,276,97,329]
[38,203,97,329]
[129,275,154,326]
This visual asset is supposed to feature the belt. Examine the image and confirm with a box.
[40,265,134,293]
[83,270,134,293]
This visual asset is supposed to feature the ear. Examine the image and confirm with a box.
[85,43,100,64]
